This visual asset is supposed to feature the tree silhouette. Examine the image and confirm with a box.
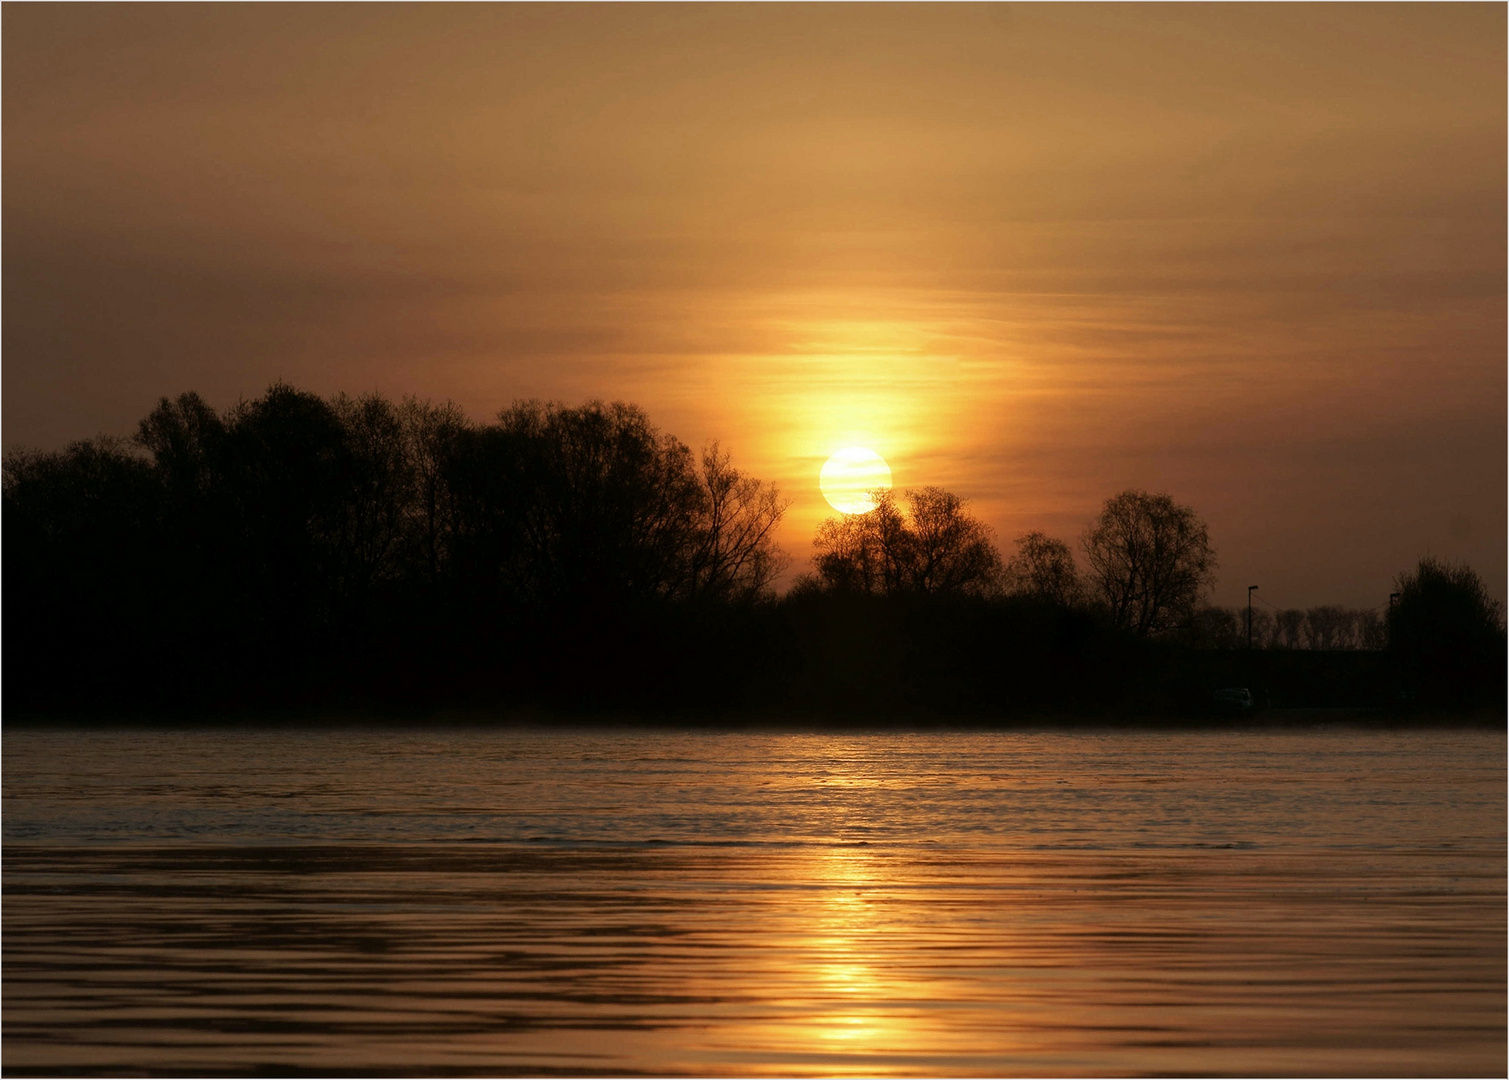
[1244,606,1275,649]
[135,391,237,617]
[810,493,885,596]
[1302,605,1354,650]
[397,396,469,585]
[687,443,789,603]
[1355,608,1386,651]
[4,436,166,700]
[1189,605,1241,649]
[1002,531,1083,607]
[905,488,1003,596]
[9,384,807,709]
[1081,490,1216,636]
[327,392,414,609]
[12,379,1499,720]
[1273,608,1305,650]
[1389,556,1505,708]
[811,487,1001,597]
[218,384,353,646]
[442,400,704,610]
[136,391,227,502]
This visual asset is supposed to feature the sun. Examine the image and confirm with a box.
[820,447,893,514]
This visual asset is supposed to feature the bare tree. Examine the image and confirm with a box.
[1245,606,1275,649]
[812,500,892,596]
[812,487,1001,597]
[449,400,706,607]
[1273,609,1305,649]
[328,392,413,603]
[1080,490,1217,635]
[905,487,1003,596]
[1190,606,1241,648]
[135,391,226,501]
[1002,531,1083,606]
[1355,609,1387,651]
[398,396,470,583]
[688,443,789,602]
[1302,605,1354,650]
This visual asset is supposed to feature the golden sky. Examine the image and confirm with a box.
[5,4,1504,607]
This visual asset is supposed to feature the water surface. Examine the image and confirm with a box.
[4,727,1504,1075]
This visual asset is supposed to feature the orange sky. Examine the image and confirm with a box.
[5,4,1504,607]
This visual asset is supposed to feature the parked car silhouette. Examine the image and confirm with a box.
[1213,687,1255,715]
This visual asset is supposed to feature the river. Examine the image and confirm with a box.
[4,726,1504,1076]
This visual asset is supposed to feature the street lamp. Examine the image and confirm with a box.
[1247,585,1258,651]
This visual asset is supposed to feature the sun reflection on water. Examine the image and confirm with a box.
[742,823,939,1068]
[809,851,886,1046]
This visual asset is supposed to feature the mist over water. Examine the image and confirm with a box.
[5,728,1504,1076]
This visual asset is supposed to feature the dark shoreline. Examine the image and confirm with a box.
[5,705,1504,733]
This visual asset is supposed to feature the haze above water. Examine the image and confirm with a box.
[4,728,1505,1076]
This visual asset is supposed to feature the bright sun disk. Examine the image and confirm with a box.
[820,447,892,514]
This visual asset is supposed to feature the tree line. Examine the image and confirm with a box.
[804,480,1502,678]
[802,487,1222,642]
[4,385,1502,716]
[1188,605,1390,651]
[5,385,791,710]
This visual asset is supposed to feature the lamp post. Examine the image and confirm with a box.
[1247,585,1258,651]
[1388,592,1403,702]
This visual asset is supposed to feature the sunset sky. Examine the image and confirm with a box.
[5,4,1504,608]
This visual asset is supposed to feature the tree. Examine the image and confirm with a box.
[811,506,889,596]
[1389,556,1505,708]
[1273,608,1305,650]
[1081,489,1216,636]
[904,488,1002,596]
[1245,606,1275,649]
[136,391,227,503]
[1355,609,1386,651]
[5,384,796,711]
[135,391,238,602]
[1302,605,1355,651]
[454,400,706,608]
[1002,531,1083,606]
[327,392,414,606]
[1189,606,1241,649]
[687,443,789,603]
[811,487,1001,598]
[219,383,352,635]
[398,396,470,584]
[4,437,167,701]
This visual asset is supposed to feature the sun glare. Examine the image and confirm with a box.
[820,447,892,514]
